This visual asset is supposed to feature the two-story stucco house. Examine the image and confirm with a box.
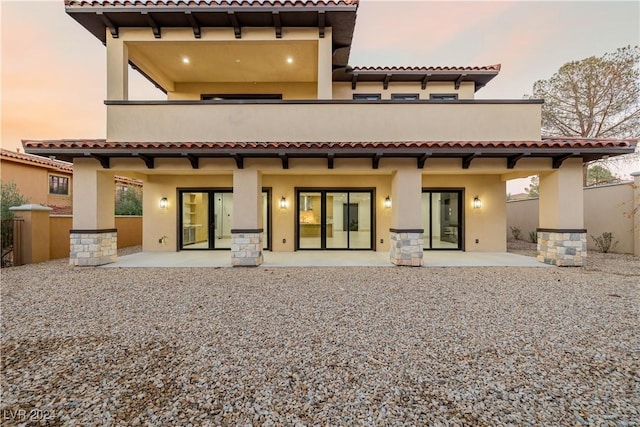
[24,0,636,267]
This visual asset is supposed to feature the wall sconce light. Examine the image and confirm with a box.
[279,196,288,209]
[384,195,392,209]
[159,197,168,209]
[473,196,482,209]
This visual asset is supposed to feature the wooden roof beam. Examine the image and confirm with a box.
[272,11,282,39]
[421,73,431,90]
[279,153,289,169]
[96,12,118,38]
[327,153,334,169]
[383,74,392,90]
[552,153,574,169]
[455,73,467,90]
[138,154,155,169]
[318,11,326,38]
[351,73,358,90]
[141,11,161,38]
[231,153,244,169]
[88,153,110,169]
[372,153,383,169]
[182,153,199,169]
[417,152,431,169]
[185,11,201,39]
[228,11,241,38]
[507,152,529,169]
[462,152,480,169]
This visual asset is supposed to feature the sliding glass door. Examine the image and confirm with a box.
[180,191,232,250]
[297,190,373,250]
[422,190,463,250]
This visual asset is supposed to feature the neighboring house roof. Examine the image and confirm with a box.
[1,148,73,174]
[333,65,502,92]
[22,138,637,170]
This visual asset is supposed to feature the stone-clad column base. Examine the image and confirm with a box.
[70,229,117,266]
[231,229,263,267]
[537,228,587,267]
[389,229,424,267]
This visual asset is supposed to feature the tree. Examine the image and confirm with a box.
[115,187,143,215]
[1,181,29,220]
[525,175,539,198]
[533,46,640,139]
[532,46,640,182]
[1,181,29,267]
[586,164,618,186]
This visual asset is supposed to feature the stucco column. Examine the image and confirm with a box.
[231,169,263,266]
[9,204,52,265]
[69,159,117,266]
[106,32,128,101]
[317,28,333,99]
[632,171,640,256]
[389,166,423,266]
[537,158,586,266]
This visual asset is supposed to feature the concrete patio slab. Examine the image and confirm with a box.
[101,250,550,268]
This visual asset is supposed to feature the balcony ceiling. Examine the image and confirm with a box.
[128,40,318,83]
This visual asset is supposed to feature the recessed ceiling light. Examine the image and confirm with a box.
[236,59,241,63]
[182,57,190,64]
[286,57,293,64]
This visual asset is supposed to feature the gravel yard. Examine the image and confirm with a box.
[1,250,639,426]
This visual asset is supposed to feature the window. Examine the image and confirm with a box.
[353,93,381,101]
[391,93,420,101]
[430,94,458,101]
[49,175,69,195]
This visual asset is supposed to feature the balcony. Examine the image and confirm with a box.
[106,99,542,143]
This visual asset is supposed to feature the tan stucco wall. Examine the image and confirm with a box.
[332,81,476,100]
[1,160,72,208]
[507,182,637,254]
[169,82,317,100]
[423,174,506,252]
[539,159,584,229]
[107,102,541,142]
[72,159,116,229]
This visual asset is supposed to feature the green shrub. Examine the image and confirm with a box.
[509,226,522,241]
[590,232,618,253]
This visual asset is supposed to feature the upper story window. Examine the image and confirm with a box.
[353,94,382,101]
[49,175,69,195]
[201,94,282,101]
[430,94,458,101]
[391,94,420,101]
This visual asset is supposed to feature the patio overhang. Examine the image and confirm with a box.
[22,138,637,170]
[64,0,358,69]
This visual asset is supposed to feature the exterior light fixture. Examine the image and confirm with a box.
[279,196,288,209]
[473,196,482,209]
[160,197,168,209]
[384,195,392,209]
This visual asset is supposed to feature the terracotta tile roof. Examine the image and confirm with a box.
[65,0,358,7]
[49,206,73,216]
[352,65,502,73]
[1,148,73,172]
[22,138,636,151]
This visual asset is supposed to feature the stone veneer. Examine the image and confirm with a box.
[231,229,263,267]
[389,229,424,266]
[537,228,587,267]
[70,229,117,266]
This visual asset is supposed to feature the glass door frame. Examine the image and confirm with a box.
[294,188,375,251]
[422,188,465,251]
[177,187,272,251]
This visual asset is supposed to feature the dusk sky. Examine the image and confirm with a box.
[1,0,639,189]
